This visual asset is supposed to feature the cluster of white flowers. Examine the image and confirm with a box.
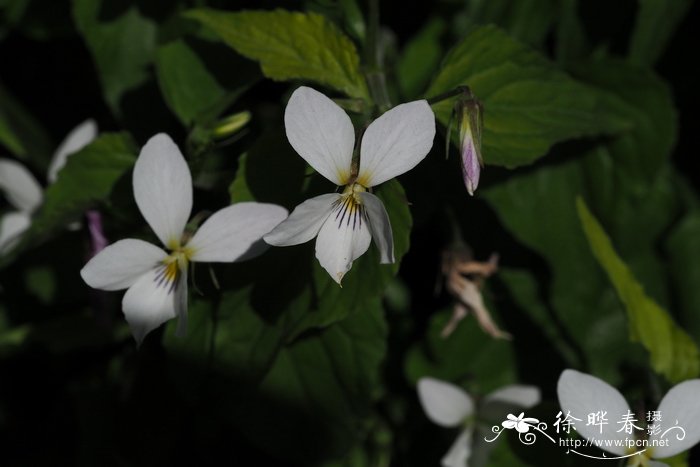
[75,86,435,343]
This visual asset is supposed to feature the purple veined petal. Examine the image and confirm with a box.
[314,196,372,284]
[80,239,168,291]
[122,260,184,345]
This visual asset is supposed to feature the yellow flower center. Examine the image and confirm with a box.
[332,183,368,230]
[154,243,195,294]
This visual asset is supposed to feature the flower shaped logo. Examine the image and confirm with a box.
[501,412,539,433]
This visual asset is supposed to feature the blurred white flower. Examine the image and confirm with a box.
[0,119,97,254]
[418,377,540,467]
[264,86,435,284]
[80,133,287,344]
[558,369,700,467]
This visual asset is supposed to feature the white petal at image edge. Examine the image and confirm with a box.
[133,133,193,247]
[649,379,700,458]
[188,202,288,262]
[264,193,340,247]
[557,369,632,456]
[0,158,43,213]
[442,428,472,467]
[284,86,355,185]
[47,119,98,183]
[358,100,435,187]
[0,212,31,254]
[417,377,475,427]
[80,239,168,291]
[122,267,180,345]
[314,206,371,284]
[359,191,394,263]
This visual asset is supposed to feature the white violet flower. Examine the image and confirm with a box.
[558,369,700,467]
[0,119,97,254]
[264,86,435,284]
[80,133,288,344]
[418,377,541,467]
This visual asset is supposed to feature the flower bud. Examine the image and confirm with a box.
[455,97,483,196]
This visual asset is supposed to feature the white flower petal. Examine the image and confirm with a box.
[264,193,339,246]
[314,198,371,284]
[0,211,31,254]
[358,192,394,264]
[502,420,517,429]
[188,202,288,263]
[122,265,182,345]
[0,158,43,212]
[133,133,192,247]
[648,462,669,467]
[557,369,632,456]
[284,86,355,185]
[441,428,472,467]
[481,385,541,422]
[417,377,475,427]
[80,239,167,291]
[358,100,435,187]
[650,379,700,458]
[47,119,98,183]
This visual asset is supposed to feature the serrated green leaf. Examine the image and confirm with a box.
[577,198,700,383]
[629,0,692,66]
[427,25,629,167]
[186,8,369,100]
[72,0,158,115]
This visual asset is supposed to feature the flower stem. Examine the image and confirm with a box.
[426,85,473,106]
[364,0,391,113]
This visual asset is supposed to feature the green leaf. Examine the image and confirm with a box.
[238,303,387,463]
[155,35,258,127]
[577,198,700,383]
[426,25,629,167]
[186,8,369,100]
[0,81,52,163]
[72,0,158,115]
[666,213,700,342]
[454,0,557,48]
[0,133,137,267]
[629,0,692,66]
[397,17,445,100]
[569,59,677,183]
